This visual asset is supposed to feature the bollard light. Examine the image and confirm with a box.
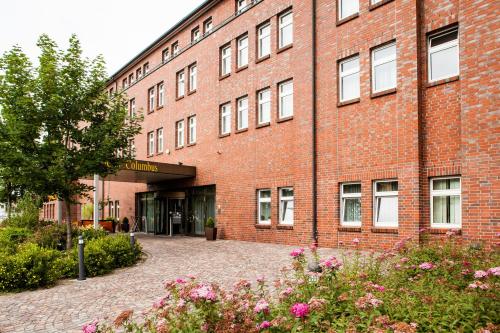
[77,236,86,281]
[130,232,135,247]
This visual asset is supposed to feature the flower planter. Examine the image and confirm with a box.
[79,220,113,232]
[205,227,217,241]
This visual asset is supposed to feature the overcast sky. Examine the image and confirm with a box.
[0,0,205,75]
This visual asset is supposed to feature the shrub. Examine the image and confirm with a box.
[76,225,108,243]
[205,217,215,228]
[0,227,32,254]
[3,194,41,229]
[30,224,69,250]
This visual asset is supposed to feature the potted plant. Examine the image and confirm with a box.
[205,217,217,241]
[122,217,130,233]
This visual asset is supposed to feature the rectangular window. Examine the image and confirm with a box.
[221,44,232,76]
[371,0,382,3]
[122,78,128,89]
[128,73,134,85]
[109,87,114,97]
[372,42,397,93]
[257,88,271,124]
[258,23,271,59]
[115,201,120,220]
[129,98,136,117]
[339,55,360,102]
[172,42,180,56]
[188,115,197,144]
[431,177,461,228]
[341,183,361,226]
[373,180,398,227]
[143,62,149,75]
[279,10,293,48]
[157,82,164,107]
[136,68,142,80]
[220,103,231,135]
[279,80,293,119]
[147,131,154,156]
[204,18,213,34]
[237,96,249,130]
[258,189,271,224]
[237,0,248,12]
[109,201,114,218]
[428,27,459,82]
[237,35,249,68]
[279,187,294,225]
[162,48,169,63]
[128,139,135,155]
[176,120,184,148]
[177,71,185,98]
[156,128,164,154]
[189,64,197,92]
[148,87,155,112]
[192,27,200,43]
[339,0,359,20]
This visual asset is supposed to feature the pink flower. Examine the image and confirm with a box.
[320,256,343,270]
[254,299,270,314]
[290,303,310,318]
[488,267,500,276]
[290,248,305,257]
[175,278,187,284]
[280,287,294,298]
[82,321,97,333]
[256,275,266,284]
[309,243,318,252]
[468,281,490,290]
[419,262,434,270]
[474,270,489,279]
[355,293,383,310]
[352,238,360,245]
[400,257,409,263]
[190,284,216,302]
[259,321,271,330]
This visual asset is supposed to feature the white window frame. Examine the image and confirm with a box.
[258,88,271,125]
[188,116,197,144]
[115,201,120,220]
[237,35,249,68]
[177,71,185,98]
[428,27,459,83]
[220,103,231,135]
[430,177,462,228]
[176,120,185,148]
[148,131,155,156]
[371,0,382,4]
[204,19,213,34]
[339,56,360,102]
[148,87,155,112]
[258,23,271,59]
[192,27,200,42]
[237,0,248,12]
[371,42,397,93]
[157,128,164,154]
[221,45,232,76]
[129,99,136,117]
[237,96,249,130]
[143,63,149,74]
[189,64,197,92]
[172,43,180,56]
[257,189,271,225]
[279,80,293,119]
[162,48,169,63]
[373,180,398,227]
[158,83,164,107]
[340,182,362,227]
[338,0,359,20]
[279,10,293,49]
[279,187,294,225]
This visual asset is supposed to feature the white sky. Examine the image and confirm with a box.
[0,0,205,76]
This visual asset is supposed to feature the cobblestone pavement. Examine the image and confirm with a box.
[0,235,340,333]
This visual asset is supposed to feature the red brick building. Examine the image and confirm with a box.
[44,0,499,249]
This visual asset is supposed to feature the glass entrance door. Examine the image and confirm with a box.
[168,198,185,235]
[155,198,167,235]
[187,186,216,236]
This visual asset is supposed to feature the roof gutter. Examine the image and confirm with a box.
[312,0,318,244]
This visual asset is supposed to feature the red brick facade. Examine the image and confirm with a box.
[49,0,498,250]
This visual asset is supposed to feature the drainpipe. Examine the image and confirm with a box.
[311,0,318,244]
[93,174,99,229]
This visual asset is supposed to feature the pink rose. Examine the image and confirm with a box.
[290,303,310,318]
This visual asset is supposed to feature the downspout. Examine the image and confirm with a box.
[312,0,318,244]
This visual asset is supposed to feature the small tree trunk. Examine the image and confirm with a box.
[6,182,12,219]
[65,199,73,250]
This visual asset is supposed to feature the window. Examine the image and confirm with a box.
[109,201,114,218]
[172,42,180,56]
[189,64,197,92]
[279,10,293,48]
[143,62,149,75]
[428,27,459,82]
[122,78,128,89]
[115,201,120,220]
[136,68,142,80]
[157,128,164,154]
[237,0,248,12]
[258,189,271,224]
[148,87,155,112]
[237,35,249,68]
[176,120,185,148]
[257,88,271,124]
[129,98,136,117]
[203,18,213,34]
[157,82,164,107]
[237,96,248,130]
[431,177,461,228]
[371,0,382,4]
[109,87,114,97]
[372,42,397,93]
[338,0,359,20]
[128,139,135,155]
[177,71,185,98]
[128,73,134,85]
[258,23,271,59]
[188,116,197,144]
[221,44,232,76]
[192,27,200,43]
[339,56,360,102]
[220,103,231,135]
[279,187,294,225]
[341,183,361,226]
[162,48,169,63]
[279,80,293,119]
[148,131,155,156]
[373,180,398,227]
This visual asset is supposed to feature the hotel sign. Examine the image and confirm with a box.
[100,160,195,183]
[124,160,159,172]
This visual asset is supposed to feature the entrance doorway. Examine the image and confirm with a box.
[168,198,185,235]
[187,186,216,236]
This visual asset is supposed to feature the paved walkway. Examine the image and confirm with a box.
[0,236,340,333]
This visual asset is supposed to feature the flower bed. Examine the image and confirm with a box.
[87,233,499,333]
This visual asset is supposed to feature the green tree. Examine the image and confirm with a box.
[0,34,142,248]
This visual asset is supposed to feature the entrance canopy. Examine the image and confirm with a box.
[100,160,196,184]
